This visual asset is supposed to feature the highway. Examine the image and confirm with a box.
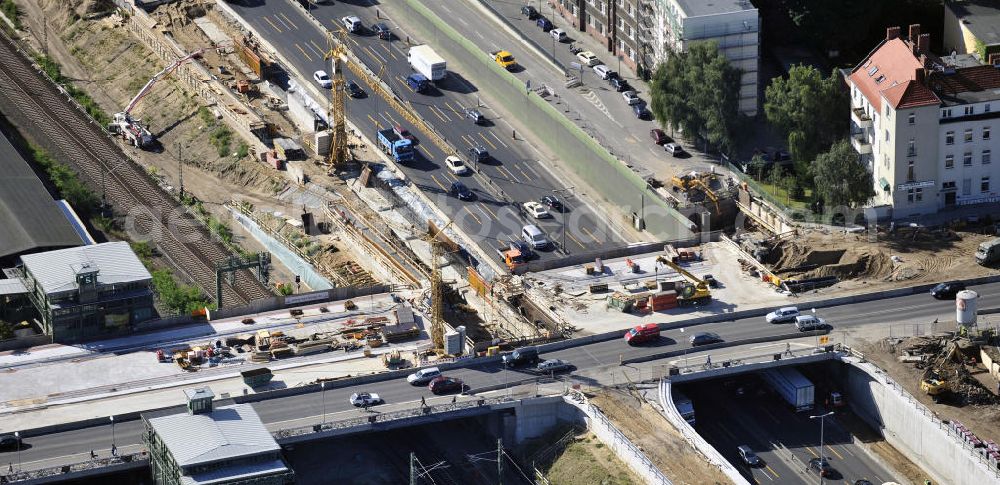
[226,0,627,263]
[7,280,994,471]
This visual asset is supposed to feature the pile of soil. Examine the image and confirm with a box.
[767,240,894,281]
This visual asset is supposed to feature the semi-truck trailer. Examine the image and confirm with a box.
[377,129,414,163]
[673,390,696,425]
[408,45,447,82]
[761,367,815,411]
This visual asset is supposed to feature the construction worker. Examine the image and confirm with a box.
[420,396,426,408]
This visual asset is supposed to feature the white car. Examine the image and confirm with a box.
[349,392,383,407]
[622,90,640,105]
[576,50,600,67]
[664,143,684,156]
[407,366,441,385]
[445,156,469,175]
[341,16,362,33]
[593,64,611,80]
[550,29,568,42]
[523,201,550,219]
[795,315,826,332]
[765,306,800,324]
[313,70,332,89]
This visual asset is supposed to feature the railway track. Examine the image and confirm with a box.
[0,30,272,307]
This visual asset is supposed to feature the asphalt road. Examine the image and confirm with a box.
[227,0,625,263]
[8,280,994,470]
[686,375,894,484]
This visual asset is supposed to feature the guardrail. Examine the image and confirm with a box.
[4,452,148,483]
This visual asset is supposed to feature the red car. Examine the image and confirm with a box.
[428,376,464,394]
[394,124,415,142]
[650,129,669,145]
[625,323,660,345]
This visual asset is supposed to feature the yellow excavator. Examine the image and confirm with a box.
[920,369,951,402]
[689,178,720,213]
[655,256,712,306]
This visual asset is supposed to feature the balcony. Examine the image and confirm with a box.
[851,132,872,155]
[851,107,872,129]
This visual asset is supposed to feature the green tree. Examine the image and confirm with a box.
[650,41,741,153]
[277,283,294,296]
[764,65,848,186]
[812,139,874,208]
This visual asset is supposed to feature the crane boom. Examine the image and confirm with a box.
[123,48,208,115]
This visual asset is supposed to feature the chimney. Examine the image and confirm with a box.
[909,24,921,41]
[989,53,1000,66]
[886,26,900,41]
[918,33,930,54]
[915,67,925,85]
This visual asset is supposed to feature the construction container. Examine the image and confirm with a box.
[957,290,978,326]
[241,367,274,387]
[445,330,462,355]
[265,150,284,170]
[648,290,678,312]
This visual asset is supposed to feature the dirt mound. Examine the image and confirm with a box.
[801,251,894,280]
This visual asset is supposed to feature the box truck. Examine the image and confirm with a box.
[408,45,447,82]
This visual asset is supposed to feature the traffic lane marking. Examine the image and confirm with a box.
[490,131,509,149]
[430,174,447,191]
[463,207,482,225]
[764,464,780,479]
[566,231,586,250]
[580,225,600,244]
[516,165,531,181]
[497,166,519,183]
[365,45,387,64]
[478,132,497,150]
[278,12,299,30]
[306,41,325,58]
[263,16,283,33]
[295,43,314,62]
[827,444,844,461]
[310,39,325,56]
[461,134,477,148]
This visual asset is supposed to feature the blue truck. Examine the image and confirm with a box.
[761,367,815,411]
[377,128,414,163]
[406,73,430,93]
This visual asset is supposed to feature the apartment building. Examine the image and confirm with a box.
[550,0,760,116]
[846,24,1000,219]
[944,0,1000,59]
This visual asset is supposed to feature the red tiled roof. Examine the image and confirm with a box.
[849,38,939,111]
[928,65,1000,95]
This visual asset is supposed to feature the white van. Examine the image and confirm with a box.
[593,64,612,80]
[341,16,362,33]
[795,315,826,331]
[406,366,441,385]
[522,224,549,249]
[765,306,800,324]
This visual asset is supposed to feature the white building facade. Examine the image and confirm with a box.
[847,25,1000,219]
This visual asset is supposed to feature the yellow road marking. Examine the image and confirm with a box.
[461,134,477,147]
[279,12,298,30]
[263,16,283,33]
[480,204,499,220]
[430,174,447,191]
[464,207,481,224]
[478,206,496,221]
[806,446,818,458]
[430,107,448,123]
[310,39,325,55]
[765,465,780,478]
[389,51,398,61]
[349,37,360,48]
[517,166,531,181]
[498,166,519,182]
[478,132,497,150]
[295,43,314,62]
[580,226,600,244]
[444,101,461,114]
[827,445,844,461]
[366,46,380,61]
[567,231,586,249]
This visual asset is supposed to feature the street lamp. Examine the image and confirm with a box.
[552,186,574,255]
[14,431,20,472]
[809,411,834,485]
[639,180,654,231]
[321,381,327,425]
[109,415,116,457]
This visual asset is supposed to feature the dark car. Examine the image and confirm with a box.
[502,346,539,367]
[0,434,20,449]
[536,17,553,32]
[450,181,475,201]
[465,107,485,124]
[347,81,365,98]
[808,457,833,477]
[690,332,722,346]
[633,102,650,119]
[521,5,539,19]
[468,145,490,162]
[428,376,464,394]
[737,445,761,467]
[373,22,392,40]
[605,70,620,82]
[610,77,630,92]
[540,195,563,212]
[854,480,873,485]
[930,281,966,299]
[703,274,719,288]
[511,240,534,259]
[650,129,669,145]
[536,359,573,374]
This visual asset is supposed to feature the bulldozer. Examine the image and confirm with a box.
[921,369,951,402]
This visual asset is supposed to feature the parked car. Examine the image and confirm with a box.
[407,367,441,385]
[450,181,475,201]
[523,201,551,219]
[795,315,826,331]
[593,64,612,80]
[610,77,630,92]
[347,81,365,98]
[765,306,800,324]
[428,376,464,394]
[521,5,539,19]
[464,107,485,124]
[550,28,568,42]
[576,51,600,66]
[663,143,684,156]
[536,17,553,31]
[930,281,966,299]
[650,129,669,145]
[373,22,392,40]
[502,346,539,367]
[622,90,641,105]
[313,70,332,89]
[540,195,563,212]
[468,146,490,163]
[690,332,722,346]
[341,16,362,33]
[633,102,649,119]
[445,156,469,175]
[536,359,572,373]
[737,445,761,466]
[807,457,833,477]
[393,124,414,141]
[625,323,660,345]
[349,392,383,407]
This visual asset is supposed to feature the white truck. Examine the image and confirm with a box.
[975,238,1000,266]
[408,45,447,82]
[673,390,696,425]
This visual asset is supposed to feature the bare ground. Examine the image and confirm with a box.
[591,389,732,485]
[544,432,643,485]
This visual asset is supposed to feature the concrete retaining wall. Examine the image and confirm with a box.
[842,355,1000,485]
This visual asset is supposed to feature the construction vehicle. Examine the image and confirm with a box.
[975,238,1000,265]
[655,255,712,306]
[492,50,517,70]
[921,369,951,402]
[496,242,527,271]
[689,178,720,212]
[424,221,456,352]
[377,128,414,163]
[109,48,209,149]
[382,348,405,368]
[670,170,717,191]
[255,329,272,351]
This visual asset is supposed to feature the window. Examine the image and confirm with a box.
[885,105,891,118]
[908,113,915,125]
[985,127,991,140]
[907,138,916,157]
[964,152,973,166]
[942,108,952,118]
[982,176,991,193]
[965,129,973,142]
[942,181,956,190]
[946,131,954,145]
[945,155,954,169]
[907,160,915,182]
[907,188,923,202]
[987,104,992,113]
[885,129,890,142]
[965,106,974,116]
[985,149,992,165]
[963,178,972,195]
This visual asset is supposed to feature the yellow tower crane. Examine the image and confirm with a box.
[424,220,455,352]
[324,30,350,172]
